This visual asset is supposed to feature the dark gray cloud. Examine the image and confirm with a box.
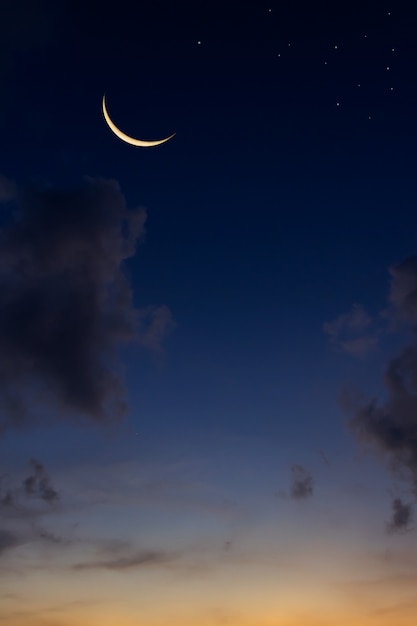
[0,177,172,431]
[349,254,417,494]
[386,498,414,534]
[290,464,314,500]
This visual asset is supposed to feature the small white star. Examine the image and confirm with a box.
[391,48,395,52]
[390,87,394,91]
[388,11,391,16]
[268,8,272,11]
[386,66,390,70]
[357,83,361,87]
[368,115,372,119]
[364,34,368,38]
[277,53,281,57]
[197,40,202,45]
[288,43,291,47]
[334,45,338,49]
[324,60,328,64]
[336,102,340,106]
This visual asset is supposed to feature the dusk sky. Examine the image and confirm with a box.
[1,1,417,625]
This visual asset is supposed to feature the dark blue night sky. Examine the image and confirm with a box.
[1,2,417,626]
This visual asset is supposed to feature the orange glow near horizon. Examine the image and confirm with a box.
[3,551,417,626]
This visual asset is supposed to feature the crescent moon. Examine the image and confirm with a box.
[102,95,175,148]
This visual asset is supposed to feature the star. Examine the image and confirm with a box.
[386,66,390,70]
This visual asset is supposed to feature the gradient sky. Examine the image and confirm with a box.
[1,1,417,625]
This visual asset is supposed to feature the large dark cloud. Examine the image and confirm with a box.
[349,254,417,494]
[0,177,172,431]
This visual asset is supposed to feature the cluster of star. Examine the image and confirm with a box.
[270,8,397,121]
[194,8,401,123]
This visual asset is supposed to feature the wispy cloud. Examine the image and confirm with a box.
[136,304,176,354]
[1,459,60,517]
[0,459,65,561]
[22,458,59,503]
[290,464,314,500]
[71,548,178,571]
[323,303,379,357]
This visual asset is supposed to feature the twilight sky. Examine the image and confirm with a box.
[1,1,417,625]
